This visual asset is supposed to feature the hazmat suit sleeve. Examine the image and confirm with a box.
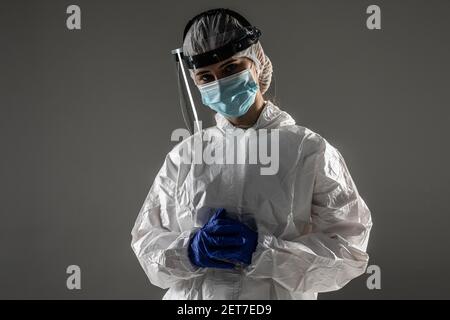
[244,137,373,293]
[131,152,205,289]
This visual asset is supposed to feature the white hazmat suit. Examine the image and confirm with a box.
[131,101,372,299]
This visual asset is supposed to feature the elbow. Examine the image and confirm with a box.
[300,251,370,294]
[334,251,370,290]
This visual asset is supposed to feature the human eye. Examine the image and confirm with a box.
[223,63,238,75]
[197,73,214,84]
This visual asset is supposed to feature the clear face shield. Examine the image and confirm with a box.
[171,26,262,134]
[171,48,204,134]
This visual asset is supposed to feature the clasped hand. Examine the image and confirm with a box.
[188,208,258,269]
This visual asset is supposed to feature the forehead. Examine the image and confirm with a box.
[193,56,249,75]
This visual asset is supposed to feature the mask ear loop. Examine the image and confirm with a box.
[250,60,260,88]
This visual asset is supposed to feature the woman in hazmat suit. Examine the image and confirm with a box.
[131,8,372,300]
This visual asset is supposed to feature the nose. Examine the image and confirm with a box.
[211,73,221,81]
[212,71,227,81]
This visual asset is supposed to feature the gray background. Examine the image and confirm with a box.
[1,0,449,299]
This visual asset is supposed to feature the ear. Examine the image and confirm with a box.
[249,61,259,86]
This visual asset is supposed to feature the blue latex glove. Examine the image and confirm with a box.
[188,208,258,269]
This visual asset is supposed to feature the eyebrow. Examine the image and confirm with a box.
[195,59,237,76]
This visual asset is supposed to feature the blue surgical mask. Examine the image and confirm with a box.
[197,69,259,118]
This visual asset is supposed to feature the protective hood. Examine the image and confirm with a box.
[214,100,296,131]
